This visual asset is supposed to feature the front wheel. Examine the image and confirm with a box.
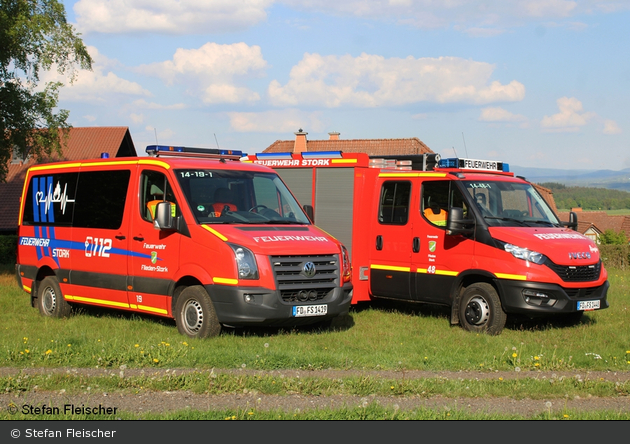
[175,286,221,339]
[458,283,506,335]
[37,276,72,318]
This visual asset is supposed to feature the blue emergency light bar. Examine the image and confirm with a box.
[254,152,294,160]
[300,151,343,159]
[146,145,244,159]
[438,157,509,173]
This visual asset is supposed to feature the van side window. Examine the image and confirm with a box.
[378,181,411,225]
[22,172,79,226]
[73,170,131,229]
[140,170,178,222]
[422,181,468,227]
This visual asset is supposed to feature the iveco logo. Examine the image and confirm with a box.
[568,252,591,260]
[302,261,316,278]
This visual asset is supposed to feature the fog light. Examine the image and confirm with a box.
[244,294,261,305]
[522,289,557,307]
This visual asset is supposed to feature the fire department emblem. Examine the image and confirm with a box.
[151,251,158,264]
[428,241,437,253]
[302,261,316,278]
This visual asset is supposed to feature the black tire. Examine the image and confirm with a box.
[175,286,221,339]
[36,276,72,318]
[458,283,506,335]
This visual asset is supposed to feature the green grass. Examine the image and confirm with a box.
[2,264,629,419]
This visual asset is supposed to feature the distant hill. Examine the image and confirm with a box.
[511,165,630,192]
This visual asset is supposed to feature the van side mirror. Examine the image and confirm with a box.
[446,207,474,236]
[563,211,578,231]
[154,202,177,231]
[303,204,314,222]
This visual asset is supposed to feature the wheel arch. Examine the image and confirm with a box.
[31,266,58,307]
[450,270,500,325]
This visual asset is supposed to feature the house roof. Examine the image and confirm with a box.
[263,134,433,156]
[0,127,136,233]
[557,211,630,239]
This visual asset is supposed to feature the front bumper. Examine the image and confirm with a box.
[496,279,609,315]
[207,282,353,327]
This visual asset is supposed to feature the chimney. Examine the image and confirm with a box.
[294,128,308,153]
[328,131,340,140]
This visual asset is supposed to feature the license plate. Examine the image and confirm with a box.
[577,300,600,311]
[293,304,328,317]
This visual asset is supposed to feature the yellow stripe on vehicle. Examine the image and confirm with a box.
[22,285,31,293]
[417,269,459,276]
[378,172,447,178]
[65,295,130,308]
[495,273,527,281]
[137,305,168,315]
[371,264,411,272]
[331,159,358,164]
[213,277,239,285]
[29,163,82,172]
[201,225,228,241]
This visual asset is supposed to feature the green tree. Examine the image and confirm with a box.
[599,229,628,245]
[0,0,92,182]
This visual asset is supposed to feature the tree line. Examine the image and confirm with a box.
[539,182,630,211]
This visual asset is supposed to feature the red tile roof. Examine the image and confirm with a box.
[0,127,136,233]
[557,211,630,239]
[264,137,433,156]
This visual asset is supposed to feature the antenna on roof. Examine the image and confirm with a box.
[154,128,159,145]
[214,133,220,149]
[452,146,458,157]
[462,132,469,158]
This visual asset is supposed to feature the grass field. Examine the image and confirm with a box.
[1,264,629,420]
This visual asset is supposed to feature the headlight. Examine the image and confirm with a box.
[228,243,259,280]
[504,243,546,265]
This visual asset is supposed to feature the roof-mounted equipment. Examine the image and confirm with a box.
[146,145,244,160]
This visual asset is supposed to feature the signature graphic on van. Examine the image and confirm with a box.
[36,181,75,214]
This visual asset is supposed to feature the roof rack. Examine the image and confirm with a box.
[146,145,245,160]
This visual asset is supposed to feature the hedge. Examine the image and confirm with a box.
[0,235,17,265]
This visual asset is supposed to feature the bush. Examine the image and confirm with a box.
[0,235,18,264]
[599,244,630,269]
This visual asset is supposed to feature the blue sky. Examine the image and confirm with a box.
[50,0,630,171]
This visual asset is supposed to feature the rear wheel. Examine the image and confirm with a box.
[458,283,506,335]
[175,286,221,339]
[37,276,72,318]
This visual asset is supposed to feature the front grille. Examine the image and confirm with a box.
[564,287,600,299]
[545,260,601,282]
[270,254,339,303]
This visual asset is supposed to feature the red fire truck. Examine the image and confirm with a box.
[246,151,609,335]
[16,146,352,338]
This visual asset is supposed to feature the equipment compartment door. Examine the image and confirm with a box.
[368,180,414,300]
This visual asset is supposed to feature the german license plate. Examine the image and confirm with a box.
[577,300,600,311]
[293,304,327,317]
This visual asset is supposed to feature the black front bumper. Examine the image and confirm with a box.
[496,279,609,315]
[206,282,353,327]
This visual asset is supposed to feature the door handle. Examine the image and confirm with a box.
[133,236,144,242]
[376,235,383,251]
[115,235,126,240]
[413,237,420,253]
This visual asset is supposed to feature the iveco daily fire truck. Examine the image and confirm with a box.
[246,151,609,335]
[16,146,352,338]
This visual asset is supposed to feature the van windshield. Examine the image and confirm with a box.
[462,180,560,227]
[175,169,311,225]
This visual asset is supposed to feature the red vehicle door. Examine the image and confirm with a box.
[412,179,475,303]
[368,179,414,300]
[127,166,182,317]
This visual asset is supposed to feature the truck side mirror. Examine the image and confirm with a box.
[154,202,177,231]
[446,207,474,236]
[563,211,578,231]
[303,204,314,222]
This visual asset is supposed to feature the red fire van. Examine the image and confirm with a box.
[246,151,609,335]
[16,146,352,338]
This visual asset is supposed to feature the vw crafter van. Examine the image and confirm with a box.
[16,146,352,338]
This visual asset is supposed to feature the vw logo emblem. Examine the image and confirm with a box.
[302,261,316,278]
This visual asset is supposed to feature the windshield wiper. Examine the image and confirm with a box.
[262,219,306,225]
[484,216,528,226]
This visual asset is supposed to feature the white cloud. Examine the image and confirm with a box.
[540,97,596,132]
[128,99,187,111]
[479,107,527,122]
[227,109,325,132]
[83,115,97,122]
[74,0,272,34]
[602,119,622,135]
[269,53,525,108]
[136,43,267,104]
[130,113,144,124]
[41,46,151,103]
